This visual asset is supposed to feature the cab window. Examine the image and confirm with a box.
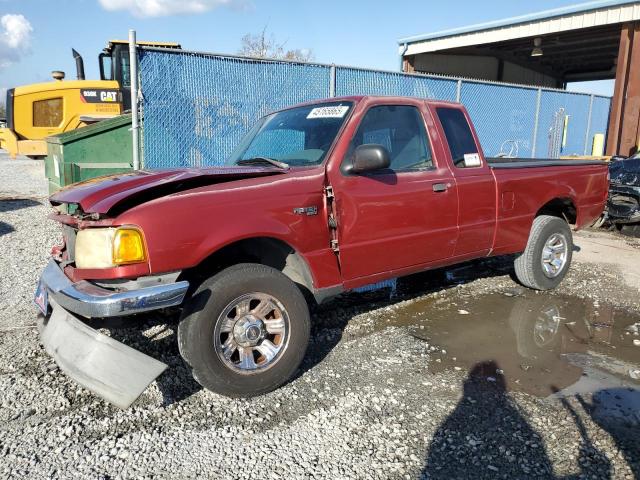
[33,98,63,127]
[99,54,113,81]
[436,107,481,168]
[119,52,131,87]
[347,105,433,172]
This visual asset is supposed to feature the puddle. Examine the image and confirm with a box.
[379,290,640,409]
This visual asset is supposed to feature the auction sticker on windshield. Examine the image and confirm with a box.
[307,105,350,119]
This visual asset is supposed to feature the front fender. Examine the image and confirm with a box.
[118,176,331,280]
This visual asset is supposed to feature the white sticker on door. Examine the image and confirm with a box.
[307,105,349,119]
[463,153,481,167]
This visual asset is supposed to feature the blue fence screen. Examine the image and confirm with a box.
[139,49,611,168]
[139,50,331,168]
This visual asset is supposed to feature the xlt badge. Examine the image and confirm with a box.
[293,206,318,216]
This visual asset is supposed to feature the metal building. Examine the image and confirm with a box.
[398,0,640,156]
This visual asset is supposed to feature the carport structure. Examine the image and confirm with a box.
[398,0,640,157]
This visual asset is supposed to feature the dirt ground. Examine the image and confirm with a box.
[0,154,639,479]
[572,229,640,290]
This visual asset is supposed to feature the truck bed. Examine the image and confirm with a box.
[487,157,606,169]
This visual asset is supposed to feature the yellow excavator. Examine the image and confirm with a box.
[0,40,180,158]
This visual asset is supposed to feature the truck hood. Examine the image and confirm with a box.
[49,166,287,215]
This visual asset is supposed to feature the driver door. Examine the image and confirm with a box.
[327,101,459,284]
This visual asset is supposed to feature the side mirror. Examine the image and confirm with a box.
[351,144,391,174]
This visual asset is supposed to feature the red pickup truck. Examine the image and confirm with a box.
[35,96,609,408]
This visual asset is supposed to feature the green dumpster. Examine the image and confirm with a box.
[45,114,134,193]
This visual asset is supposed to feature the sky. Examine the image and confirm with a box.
[0,0,615,99]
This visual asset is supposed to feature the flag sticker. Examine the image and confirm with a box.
[307,105,349,119]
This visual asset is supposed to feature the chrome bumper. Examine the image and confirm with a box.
[39,259,189,318]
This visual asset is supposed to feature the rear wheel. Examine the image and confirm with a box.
[178,263,310,397]
[514,215,573,290]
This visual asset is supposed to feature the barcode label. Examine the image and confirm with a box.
[307,106,349,119]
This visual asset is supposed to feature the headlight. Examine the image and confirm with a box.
[75,227,147,269]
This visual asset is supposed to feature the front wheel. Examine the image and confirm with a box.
[178,263,310,397]
[514,215,573,290]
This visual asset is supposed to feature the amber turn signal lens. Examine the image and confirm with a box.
[112,228,146,265]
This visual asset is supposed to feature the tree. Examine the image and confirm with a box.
[238,27,314,62]
[0,102,5,120]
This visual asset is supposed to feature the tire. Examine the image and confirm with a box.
[178,263,310,397]
[620,224,640,238]
[508,296,564,360]
[514,215,573,291]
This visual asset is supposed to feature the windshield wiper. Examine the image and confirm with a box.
[236,157,289,169]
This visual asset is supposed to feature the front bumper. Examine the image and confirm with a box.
[38,302,168,409]
[36,259,190,408]
[39,259,189,318]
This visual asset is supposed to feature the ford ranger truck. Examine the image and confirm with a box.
[34,96,609,408]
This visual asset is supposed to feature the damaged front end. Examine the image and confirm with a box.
[38,299,169,410]
[35,257,189,408]
[37,166,290,407]
[606,158,640,229]
[36,195,189,408]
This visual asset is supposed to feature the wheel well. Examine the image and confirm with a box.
[536,198,577,225]
[180,237,316,300]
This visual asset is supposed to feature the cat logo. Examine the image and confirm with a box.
[100,91,118,102]
[81,89,120,104]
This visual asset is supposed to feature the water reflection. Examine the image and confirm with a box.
[395,292,640,399]
[406,292,640,479]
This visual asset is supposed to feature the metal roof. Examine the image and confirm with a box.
[399,0,640,48]
[107,40,181,48]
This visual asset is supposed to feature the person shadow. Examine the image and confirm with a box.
[421,362,614,479]
[576,389,639,479]
[422,360,556,479]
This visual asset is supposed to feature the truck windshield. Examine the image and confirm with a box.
[226,101,353,167]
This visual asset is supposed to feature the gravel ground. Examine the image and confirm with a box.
[0,153,639,479]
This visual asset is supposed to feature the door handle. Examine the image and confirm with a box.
[432,183,450,193]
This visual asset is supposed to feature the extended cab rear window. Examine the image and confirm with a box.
[436,107,481,168]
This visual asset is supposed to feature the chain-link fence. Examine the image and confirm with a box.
[138,47,612,168]
[460,81,540,158]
